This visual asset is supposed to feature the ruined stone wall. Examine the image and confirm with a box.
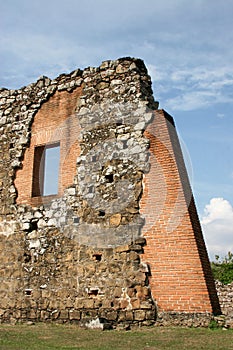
[0,58,157,327]
[216,281,233,317]
[0,57,220,327]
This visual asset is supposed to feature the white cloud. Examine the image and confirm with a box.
[2,0,233,110]
[148,62,233,111]
[201,198,233,260]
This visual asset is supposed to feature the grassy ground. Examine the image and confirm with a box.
[0,323,233,350]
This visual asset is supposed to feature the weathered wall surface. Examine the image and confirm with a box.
[15,88,82,205]
[216,281,233,327]
[0,57,220,327]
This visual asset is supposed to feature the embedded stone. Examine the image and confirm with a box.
[109,213,121,227]
[134,310,146,321]
[134,237,146,246]
[115,244,130,253]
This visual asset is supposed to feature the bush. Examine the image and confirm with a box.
[208,319,221,330]
[211,252,233,285]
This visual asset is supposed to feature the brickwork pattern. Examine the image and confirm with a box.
[15,89,82,205]
[0,57,221,327]
[141,110,220,314]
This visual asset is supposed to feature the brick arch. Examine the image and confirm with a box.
[15,88,82,205]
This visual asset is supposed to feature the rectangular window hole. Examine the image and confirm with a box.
[25,289,32,296]
[32,142,60,197]
[88,289,99,297]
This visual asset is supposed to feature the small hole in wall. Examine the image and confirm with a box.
[122,140,128,149]
[105,174,114,183]
[24,253,31,263]
[30,221,38,231]
[93,254,102,261]
[98,210,105,217]
[111,302,114,307]
[25,289,32,296]
[73,217,80,224]
[88,289,99,297]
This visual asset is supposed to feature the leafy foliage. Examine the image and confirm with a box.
[208,319,221,330]
[211,252,233,284]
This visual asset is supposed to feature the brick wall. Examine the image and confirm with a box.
[141,109,221,314]
[15,88,82,205]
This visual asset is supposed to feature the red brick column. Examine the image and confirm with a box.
[141,109,221,314]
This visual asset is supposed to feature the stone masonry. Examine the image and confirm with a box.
[0,57,221,327]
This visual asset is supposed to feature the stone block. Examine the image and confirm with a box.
[69,309,81,320]
[134,310,146,321]
[134,237,146,246]
[120,299,130,309]
[59,309,69,320]
[129,244,143,252]
[125,311,134,321]
[105,310,118,321]
[115,245,130,253]
[145,309,156,320]
[82,299,94,309]
[131,298,141,309]
[118,310,126,322]
[109,213,121,227]
[128,251,140,261]
[27,309,37,320]
[113,287,123,298]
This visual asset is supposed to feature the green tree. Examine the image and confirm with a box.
[211,252,233,284]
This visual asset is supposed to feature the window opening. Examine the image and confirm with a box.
[32,143,60,197]
[88,289,99,297]
[25,289,32,296]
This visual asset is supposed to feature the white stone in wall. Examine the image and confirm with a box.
[0,221,18,237]
[37,219,47,228]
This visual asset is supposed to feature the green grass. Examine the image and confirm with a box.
[0,323,233,350]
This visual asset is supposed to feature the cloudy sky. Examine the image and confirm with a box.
[1,0,233,260]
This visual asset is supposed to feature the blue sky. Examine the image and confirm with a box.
[1,0,233,260]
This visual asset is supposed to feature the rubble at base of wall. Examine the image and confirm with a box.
[2,308,233,329]
[155,312,231,328]
[0,308,157,329]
